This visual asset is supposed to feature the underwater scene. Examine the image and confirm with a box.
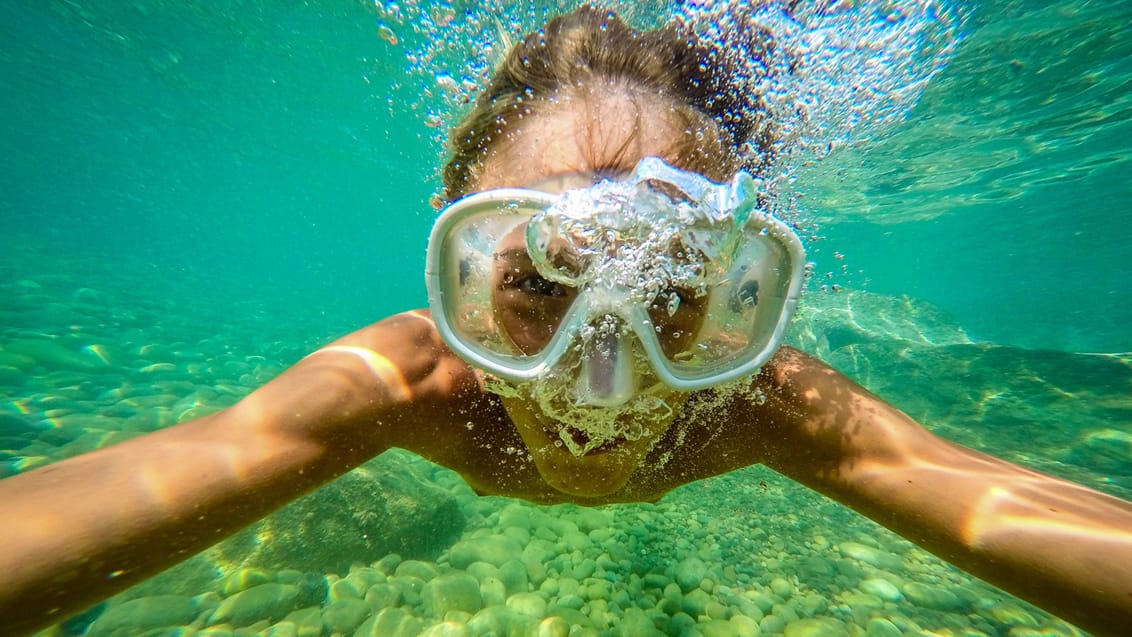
[1,0,1130,636]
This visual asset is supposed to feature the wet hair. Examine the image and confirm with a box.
[441,4,774,201]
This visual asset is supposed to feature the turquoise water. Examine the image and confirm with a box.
[1,0,1130,636]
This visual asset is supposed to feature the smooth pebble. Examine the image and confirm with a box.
[858,578,902,602]
[422,573,483,617]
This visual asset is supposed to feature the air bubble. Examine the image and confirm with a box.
[666,292,680,317]
[394,0,961,286]
[435,73,458,93]
[377,22,398,46]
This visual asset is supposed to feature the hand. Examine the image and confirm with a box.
[244,310,484,459]
[317,310,482,405]
[749,346,1132,636]
[0,309,484,636]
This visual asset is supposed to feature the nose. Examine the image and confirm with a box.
[574,317,639,407]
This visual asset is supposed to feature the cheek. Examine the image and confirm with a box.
[648,299,708,358]
[492,288,573,354]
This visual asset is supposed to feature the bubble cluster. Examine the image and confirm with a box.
[525,156,756,306]
[394,0,963,415]
[676,1,962,182]
[485,367,674,457]
[670,0,963,290]
[382,0,961,210]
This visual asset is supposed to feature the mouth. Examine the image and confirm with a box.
[547,425,628,455]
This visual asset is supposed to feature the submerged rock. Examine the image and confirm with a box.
[447,535,523,569]
[837,542,902,570]
[3,338,109,371]
[211,451,465,575]
[422,573,483,617]
[784,616,850,637]
[217,568,274,597]
[675,557,708,592]
[87,594,198,635]
[858,578,902,602]
[354,606,424,637]
[788,290,971,360]
[208,583,301,627]
[1066,428,1132,476]
[321,597,372,634]
[0,412,43,439]
[283,606,323,637]
[902,582,967,612]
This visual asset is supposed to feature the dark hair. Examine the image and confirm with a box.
[441,4,773,201]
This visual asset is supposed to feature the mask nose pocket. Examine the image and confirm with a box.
[575,320,639,407]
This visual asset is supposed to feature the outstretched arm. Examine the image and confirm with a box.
[0,311,479,636]
[753,347,1132,636]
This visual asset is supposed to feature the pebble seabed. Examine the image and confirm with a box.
[2,270,1115,637]
[70,459,1088,637]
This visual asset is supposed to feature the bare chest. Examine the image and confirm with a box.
[415,393,755,506]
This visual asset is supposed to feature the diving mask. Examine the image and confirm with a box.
[425,157,806,405]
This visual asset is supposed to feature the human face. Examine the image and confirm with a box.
[489,221,708,361]
[468,89,723,497]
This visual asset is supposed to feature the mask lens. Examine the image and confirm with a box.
[432,198,561,362]
[426,159,804,389]
[491,222,578,355]
[661,222,799,378]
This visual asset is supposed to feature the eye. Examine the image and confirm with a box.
[520,275,569,297]
[503,271,570,298]
[729,278,759,312]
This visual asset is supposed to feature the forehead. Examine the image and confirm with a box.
[472,89,715,191]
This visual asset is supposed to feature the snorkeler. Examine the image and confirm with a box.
[2,6,1131,636]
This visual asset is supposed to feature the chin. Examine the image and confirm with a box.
[531,439,645,498]
[499,393,676,499]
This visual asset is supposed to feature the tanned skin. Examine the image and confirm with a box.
[2,90,1131,636]
[3,314,1131,635]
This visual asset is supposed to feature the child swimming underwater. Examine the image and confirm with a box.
[1,6,1131,636]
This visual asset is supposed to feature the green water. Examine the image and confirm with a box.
[1,0,1130,636]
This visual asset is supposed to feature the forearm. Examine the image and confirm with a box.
[0,352,394,635]
[761,348,1132,635]
[839,438,1132,635]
